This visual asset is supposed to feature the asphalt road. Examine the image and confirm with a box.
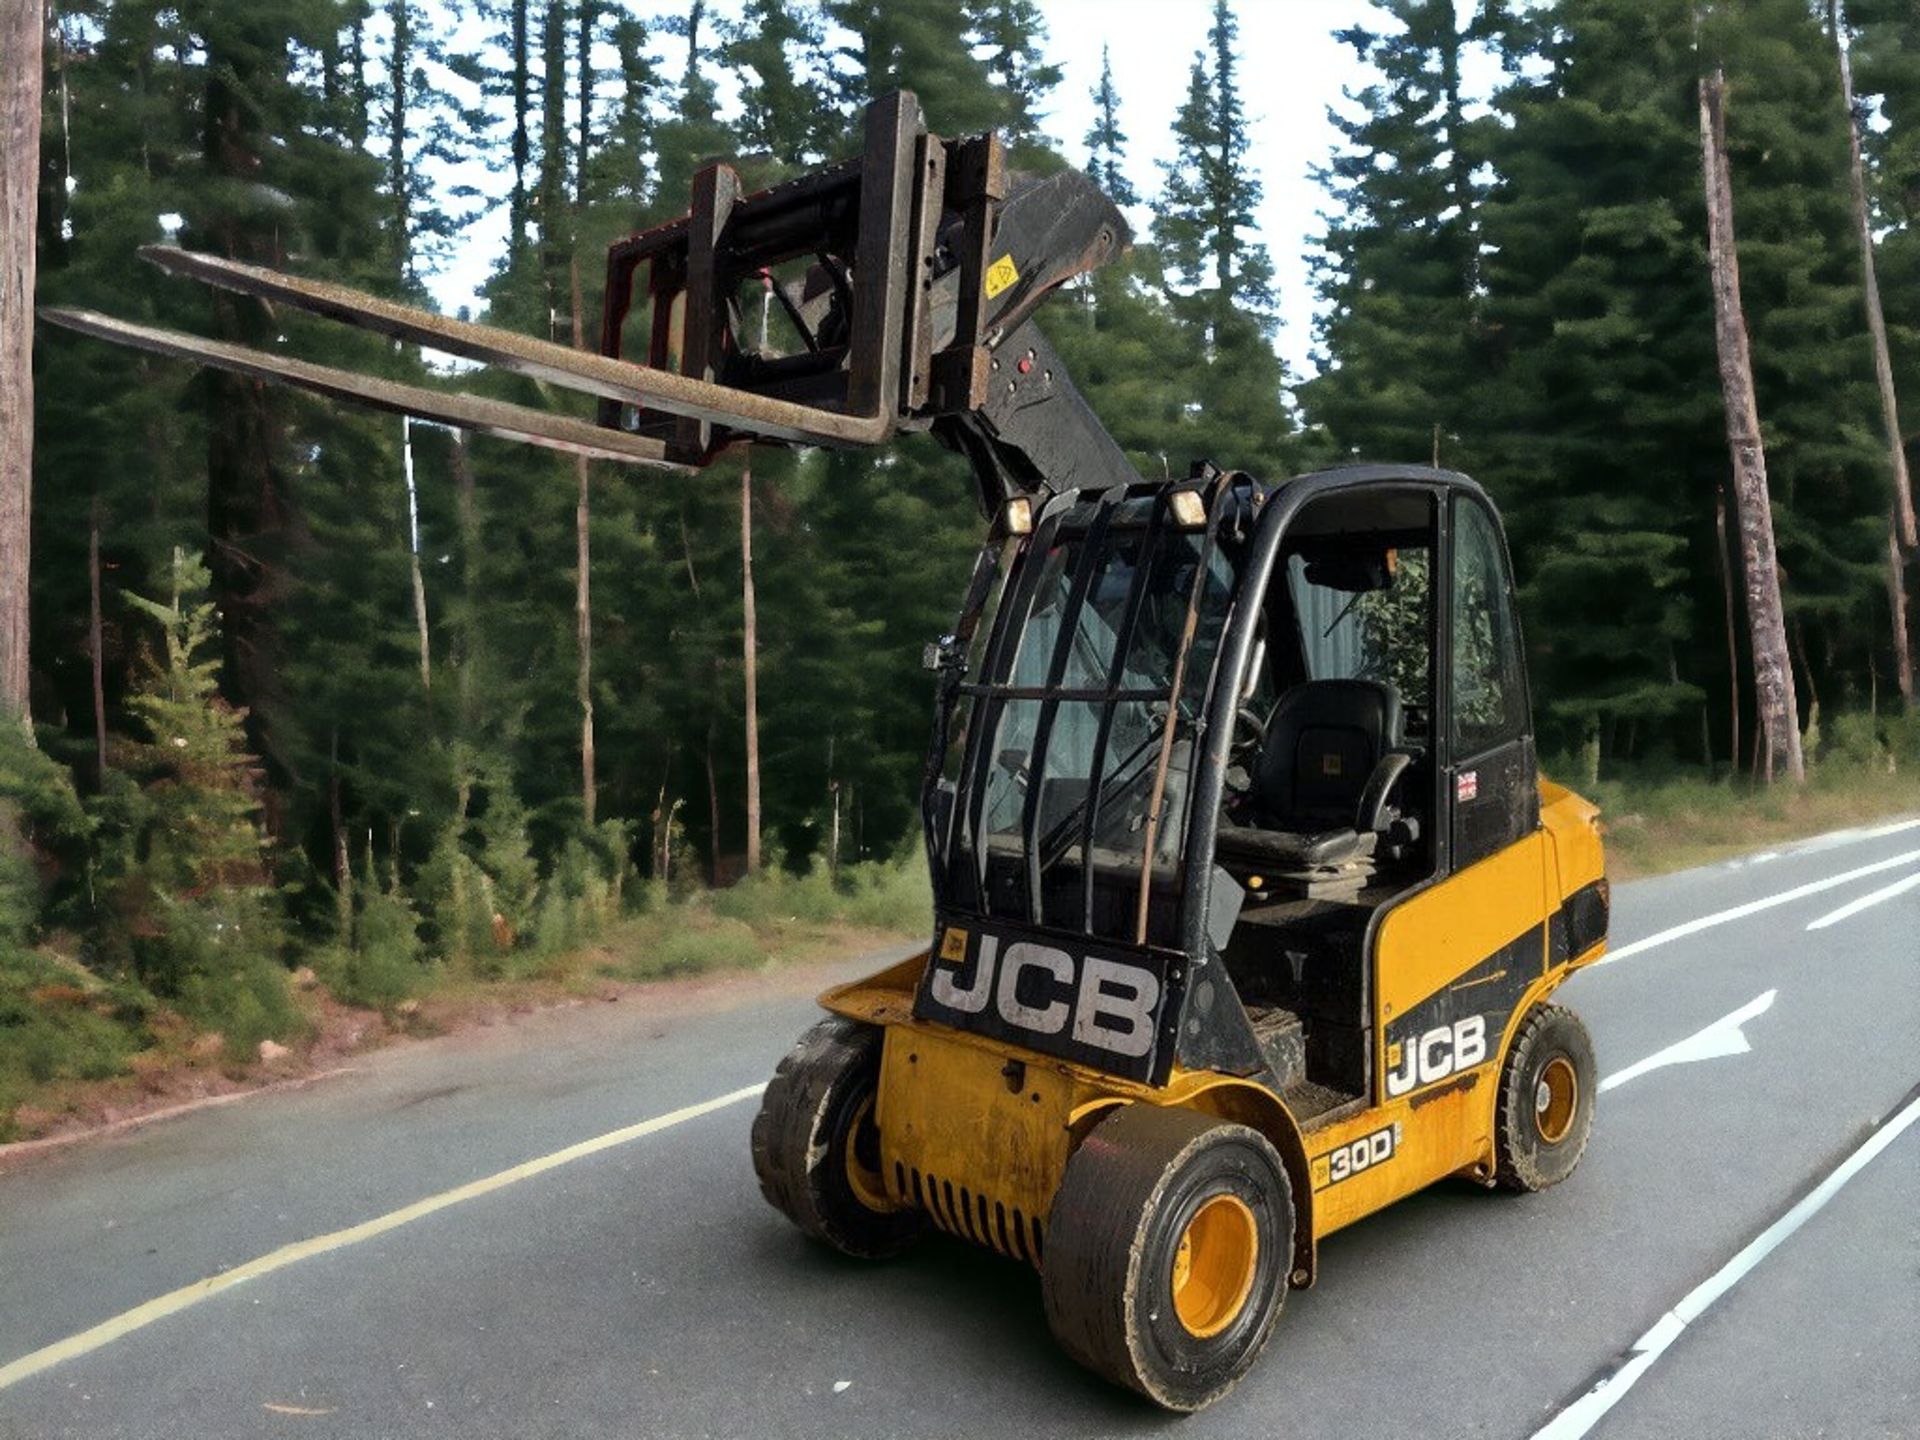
[2,820,1916,1439]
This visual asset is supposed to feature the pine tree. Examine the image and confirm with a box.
[1153,0,1275,326]
[1084,44,1136,206]
[1149,0,1293,479]
[723,0,832,167]
[1473,0,1720,766]
[1304,0,1485,467]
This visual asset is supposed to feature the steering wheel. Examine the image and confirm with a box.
[1225,705,1267,795]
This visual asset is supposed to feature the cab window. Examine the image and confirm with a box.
[1449,497,1525,756]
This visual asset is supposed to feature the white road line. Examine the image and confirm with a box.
[1598,991,1774,1094]
[1804,868,1920,931]
[1598,847,1920,965]
[0,1081,767,1393]
[1531,1086,1920,1440]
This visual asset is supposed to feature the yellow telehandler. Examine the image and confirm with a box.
[45,91,1608,1412]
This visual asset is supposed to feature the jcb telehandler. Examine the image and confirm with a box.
[45,92,1609,1412]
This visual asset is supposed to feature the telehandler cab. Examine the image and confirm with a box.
[43,91,1609,1414]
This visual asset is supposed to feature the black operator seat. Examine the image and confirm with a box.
[1216,678,1410,872]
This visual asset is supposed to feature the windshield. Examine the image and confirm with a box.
[927,488,1239,946]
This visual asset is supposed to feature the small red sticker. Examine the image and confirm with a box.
[1456,770,1479,802]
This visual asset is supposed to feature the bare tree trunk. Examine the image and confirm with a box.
[1699,68,1805,783]
[329,726,352,938]
[0,0,45,731]
[569,256,595,827]
[88,496,106,782]
[741,461,760,874]
[1830,0,1916,550]
[1889,517,1915,706]
[705,714,721,886]
[827,734,840,882]
[1714,486,1741,771]
[402,418,431,692]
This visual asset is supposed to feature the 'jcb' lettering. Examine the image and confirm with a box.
[1071,955,1160,1058]
[1386,1014,1487,1097]
[925,933,1162,1060]
[929,933,995,1014]
[996,942,1072,1033]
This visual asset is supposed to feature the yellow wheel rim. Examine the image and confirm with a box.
[842,1094,893,1213]
[1534,1056,1578,1144]
[1170,1193,1259,1339]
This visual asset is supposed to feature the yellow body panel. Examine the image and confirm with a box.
[1374,830,1551,1023]
[820,776,1607,1280]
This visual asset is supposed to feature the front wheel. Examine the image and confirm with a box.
[1041,1104,1294,1412]
[751,1016,924,1259]
[1494,1003,1597,1192]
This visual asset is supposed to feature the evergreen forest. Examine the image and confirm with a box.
[5,0,1919,1132]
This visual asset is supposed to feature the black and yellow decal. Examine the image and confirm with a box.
[1383,925,1543,1099]
[913,915,1175,1083]
[1311,1122,1400,1191]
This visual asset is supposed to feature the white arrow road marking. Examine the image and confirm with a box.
[1531,1086,1920,1439]
[1804,868,1920,931]
[1598,991,1775,1094]
[1599,847,1920,965]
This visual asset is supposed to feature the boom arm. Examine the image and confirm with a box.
[39,91,1141,513]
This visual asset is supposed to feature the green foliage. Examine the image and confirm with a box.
[710,854,931,934]
[631,917,765,979]
[0,948,153,1141]
[0,727,92,948]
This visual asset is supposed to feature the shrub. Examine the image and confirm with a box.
[629,917,764,978]
[709,855,931,934]
[318,884,430,1012]
[0,945,153,1139]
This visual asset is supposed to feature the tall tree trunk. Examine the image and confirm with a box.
[387,0,413,282]
[705,712,721,886]
[741,462,760,874]
[568,265,595,825]
[329,726,352,939]
[1889,518,1915,706]
[1830,0,1916,550]
[569,10,595,828]
[0,0,44,731]
[1698,68,1804,783]
[402,418,431,692]
[201,21,296,813]
[1714,486,1741,771]
[509,0,530,260]
[450,429,478,727]
[538,0,567,329]
[88,496,106,782]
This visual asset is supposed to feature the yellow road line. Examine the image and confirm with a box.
[0,1081,767,1393]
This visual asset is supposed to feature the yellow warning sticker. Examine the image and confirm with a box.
[984,254,1021,299]
[939,926,969,962]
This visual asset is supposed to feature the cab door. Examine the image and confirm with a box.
[1370,490,1550,1157]
[1446,492,1539,866]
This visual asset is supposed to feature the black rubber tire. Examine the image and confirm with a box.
[1494,1003,1597,1193]
[750,1016,924,1259]
[1041,1104,1293,1412]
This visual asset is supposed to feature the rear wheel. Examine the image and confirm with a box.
[1041,1104,1293,1412]
[751,1016,923,1259]
[1495,1003,1597,1192]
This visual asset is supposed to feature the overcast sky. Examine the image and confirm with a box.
[426,1,1393,380]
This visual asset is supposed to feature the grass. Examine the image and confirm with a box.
[9,765,1917,1145]
[1560,761,1920,879]
[0,858,934,1144]
[0,947,156,1142]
